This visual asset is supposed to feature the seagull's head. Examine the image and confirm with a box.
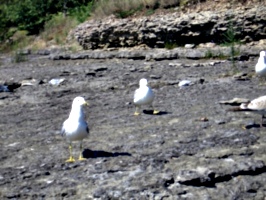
[72,96,89,108]
[260,51,266,57]
[139,78,148,87]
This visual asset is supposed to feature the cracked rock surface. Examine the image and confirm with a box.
[0,48,266,199]
[70,4,266,50]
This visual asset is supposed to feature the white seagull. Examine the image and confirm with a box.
[255,51,266,77]
[133,78,159,116]
[61,96,89,162]
[229,95,266,127]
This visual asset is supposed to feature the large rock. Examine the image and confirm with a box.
[70,5,266,50]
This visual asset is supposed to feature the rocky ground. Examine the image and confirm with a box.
[0,46,266,199]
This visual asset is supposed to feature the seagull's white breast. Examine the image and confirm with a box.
[63,118,88,141]
[255,55,266,76]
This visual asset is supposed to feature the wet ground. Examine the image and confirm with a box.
[0,50,266,199]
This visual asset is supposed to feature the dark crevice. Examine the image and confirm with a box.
[164,177,175,187]
[179,166,266,188]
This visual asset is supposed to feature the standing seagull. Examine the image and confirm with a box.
[255,51,266,77]
[61,96,89,162]
[133,78,159,116]
[228,95,266,127]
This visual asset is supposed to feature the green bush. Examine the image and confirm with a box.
[222,21,241,70]
[12,50,28,63]
[165,42,177,49]
[69,1,94,23]
[41,13,78,44]
[0,0,94,39]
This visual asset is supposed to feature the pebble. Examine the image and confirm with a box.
[178,80,191,87]
[49,78,65,86]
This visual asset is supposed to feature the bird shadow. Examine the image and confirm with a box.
[143,110,170,115]
[244,123,262,129]
[82,149,131,159]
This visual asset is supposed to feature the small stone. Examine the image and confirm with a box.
[178,80,191,87]
[48,78,65,86]
[150,75,161,79]
[169,63,183,67]
[198,42,216,48]
[21,79,38,86]
[184,44,195,48]
[198,117,209,122]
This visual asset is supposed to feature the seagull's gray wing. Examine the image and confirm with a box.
[85,121,89,135]
[61,121,66,136]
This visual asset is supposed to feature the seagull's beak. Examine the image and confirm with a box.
[84,101,89,106]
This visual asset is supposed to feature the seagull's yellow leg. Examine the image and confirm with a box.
[261,115,265,128]
[78,142,86,161]
[66,144,75,162]
[134,106,141,116]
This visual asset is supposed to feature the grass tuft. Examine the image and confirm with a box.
[165,42,178,49]
[11,50,28,63]
[40,13,79,45]
[222,20,242,71]
[92,0,180,18]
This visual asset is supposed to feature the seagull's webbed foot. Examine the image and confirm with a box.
[153,110,160,115]
[151,104,159,115]
[134,112,140,116]
[78,155,87,161]
[66,156,75,162]
[78,142,86,161]
[134,106,141,116]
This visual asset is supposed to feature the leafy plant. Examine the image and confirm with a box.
[222,21,241,70]
[204,49,227,59]
[165,41,177,49]
[205,49,214,58]
[69,1,94,23]
[12,50,28,63]
[146,9,155,15]
[41,13,79,45]
[115,9,136,18]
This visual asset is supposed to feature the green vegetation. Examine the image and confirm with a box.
[41,13,78,45]
[205,49,214,59]
[165,42,178,50]
[0,0,185,52]
[92,0,179,19]
[12,50,28,63]
[204,49,227,59]
[0,0,255,53]
[0,0,94,52]
[222,20,241,71]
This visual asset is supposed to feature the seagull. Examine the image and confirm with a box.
[133,78,159,116]
[255,51,266,77]
[61,96,89,162]
[228,95,266,127]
